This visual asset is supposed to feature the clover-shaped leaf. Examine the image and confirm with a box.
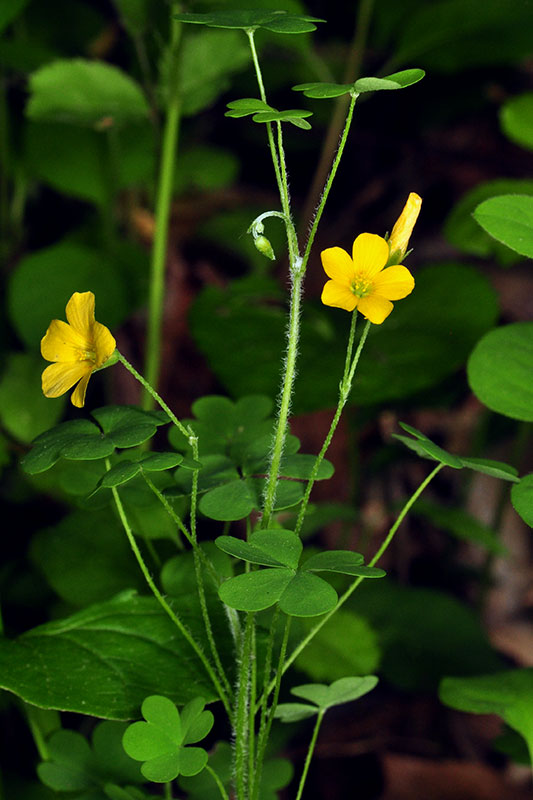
[99,452,186,489]
[394,422,520,481]
[251,108,312,130]
[225,98,274,117]
[216,532,384,616]
[122,696,213,783]
[275,676,378,723]
[292,69,424,100]
[174,10,324,34]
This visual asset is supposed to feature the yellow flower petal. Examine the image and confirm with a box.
[320,247,354,285]
[321,280,358,312]
[357,295,393,324]
[93,321,117,367]
[388,193,422,259]
[41,319,90,362]
[352,233,389,279]
[70,371,92,408]
[42,361,92,398]
[66,291,96,337]
[372,265,415,301]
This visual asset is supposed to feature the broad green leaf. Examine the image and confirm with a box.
[500,93,533,151]
[467,323,533,421]
[0,352,64,442]
[225,98,273,117]
[440,669,533,764]
[294,609,380,681]
[473,195,533,259]
[273,703,318,722]
[199,479,256,521]
[8,242,128,349]
[27,59,149,127]
[30,509,143,606]
[100,461,141,488]
[92,406,169,448]
[0,592,227,718]
[140,452,184,471]
[252,109,312,129]
[292,82,352,99]
[174,10,323,34]
[291,675,378,709]
[278,571,338,617]
[301,550,363,574]
[216,531,302,569]
[354,68,424,93]
[21,419,105,474]
[444,179,533,261]
[278,454,334,480]
[219,568,293,612]
[511,474,533,527]
[37,730,96,791]
[412,500,507,556]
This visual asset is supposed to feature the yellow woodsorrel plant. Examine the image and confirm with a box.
[10,9,526,800]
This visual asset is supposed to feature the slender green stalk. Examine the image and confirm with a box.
[275,120,299,265]
[164,782,173,799]
[294,315,371,536]
[142,472,188,547]
[282,463,445,677]
[295,711,325,800]
[246,30,284,202]
[109,468,231,717]
[25,705,53,761]
[206,765,231,800]
[301,92,358,274]
[117,351,189,439]
[248,622,257,785]
[251,617,291,800]
[143,7,183,408]
[261,270,304,527]
[235,613,254,800]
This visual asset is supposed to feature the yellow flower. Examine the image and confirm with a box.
[41,291,116,408]
[320,233,415,324]
[388,192,422,260]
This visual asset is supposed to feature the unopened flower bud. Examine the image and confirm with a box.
[388,192,422,261]
[254,235,275,261]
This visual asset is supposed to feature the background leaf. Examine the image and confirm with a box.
[473,195,533,258]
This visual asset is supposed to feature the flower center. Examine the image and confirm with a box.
[79,348,96,364]
[351,273,373,298]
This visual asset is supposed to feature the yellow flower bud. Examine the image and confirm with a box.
[388,192,422,260]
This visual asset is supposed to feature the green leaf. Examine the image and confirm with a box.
[225,98,273,117]
[0,592,226,718]
[219,568,294,612]
[8,242,128,349]
[21,419,106,474]
[92,405,168,448]
[511,474,533,527]
[0,0,30,34]
[175,145,239,193]
[412,500,507,556]
[354,68,424,93]
[278,571,338,617]
[140,452,184,471]
[444,179,533,262]
[27,58,149,127]
[473,195,533,259]
[273,703,318,722]
[37,730,96,791]
[252,109,312,129]
[30,509,143,606]
[294,609,380,682]
[0,352,64,443]
[500,93,533,152]
[279,454,334,480]
[458,457,519,482]
[292,82,353,99]
[216,530,302,569]
[199,479,256,521]
[440,669,533,764]
[301,550,362,573]
[394,423,463,468]
[174,10,324,34]
[291,675,378,709]
[100,461,141,488]
[467,323,533,421]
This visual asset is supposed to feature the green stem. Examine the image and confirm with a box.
[300,92,358,275]
[164,782,173,799]
[205,765,230,800]
[142,472,189,547]
[261,270,303,527]
[109,466,231,716]
[246,30,284,203]
[251,617,291,800]
[294,315,370,536]
[269,463,444,691]
[235,613,254,800]
[144,6,183,408]
[276,120,299,265]
[295,711,325,800]
[117,351,189,439]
